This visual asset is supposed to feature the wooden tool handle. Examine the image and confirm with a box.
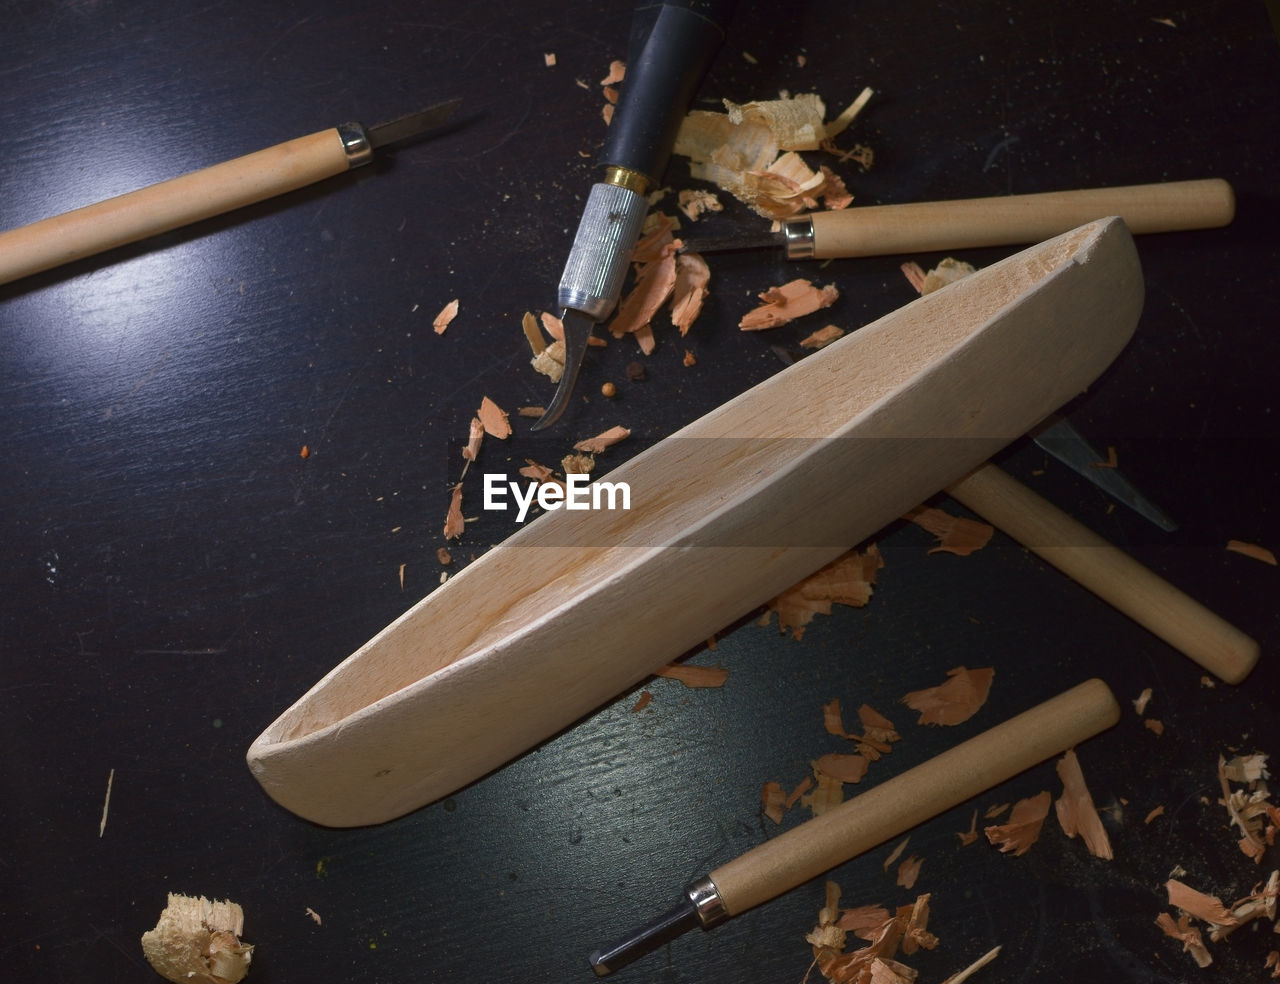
[808,178,1235,259]
[948,463,1259,683]
[0,128,351,286]
[710,678,1120,916]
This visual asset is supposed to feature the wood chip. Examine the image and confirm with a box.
[631,690,652,713]
[610,217,680,341]
[762,780,786,824]
[814,752,870,784]
[1155,911,1213,968]
[1144,804,1165,824]
[882,836,909,872]
[983,790,1051,856]
[141,894,254,984]
[561,452,594,475]
[904,505,994,556]
[956,809,980,846]
[682,348,697,367]
[800,324,845,349]
[461,415,484,463]
[600,59,625,85]
[677,189,723,222]
[531,338,566,382]
[1144,718,1164,736]
[443,484,465,539]
[544,52,556,67]
[432,298,459,334]
[521,311,546,354]
[1054,749,1113,859]
[1132,686,1153,715]
[902,666,994,726]
[654,663,728,688]
[573,425,630,454]
[1167,879,1239,927]
[99,767,114,837]
[739,278,839,330]
[1227,539,1277,565]
[802,770,844,816]
[477,397,512,439]
[766,545,883,640]
[436,547,451,565]
[896,856,923,890]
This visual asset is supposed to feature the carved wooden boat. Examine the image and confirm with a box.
[248,218,1143,827]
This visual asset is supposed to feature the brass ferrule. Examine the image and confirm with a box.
[604,165,651,196]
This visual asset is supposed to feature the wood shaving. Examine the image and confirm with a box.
[739,278,839,330]
[654,662,728,688]
[1054,749,1113,860]
[902,667,994,726]
[477,397,512,439]
[806,880,941,984]
[1132,687,1153,715]
[673,91,869,219]
[896,856,923,890]
[671,251,710,334]
[443,484,465,540]
[762,780,786,824]
[461,416,484,463]
[677,188,723,221]
[141,894,254,984]
[521,311,545,354]
[600,60,625,86]
[983,791,1051,857]
[1144,718,1164,736]
[610,217,685,348]
[956,809,979,847]
[682,348,697,367]
[531,339,566,382]
[801,324,845,349]
[631,690,652,713]
[984,803,1010,819]
[1155,911,1212,968]
[815,752,870,784]
[787,775,814,808]
[764,544,882,640]
[432,298,459,334]
[561,452,594,476]
[1144,804,1165,824]
[573,425,630,454]
[517,405,544,418]
[436,547,451,565]
[99,767,114,837]
[305,907,322,925]
[882,837,909,872]
[904,505,994,556]
[1167,879,1239,928]
[802,770,845,817]
[1227,539,1277,565]
[1217,753,1275,863]
[940,947,1002,984]
[518,460,561,487]
[543,52,556,67]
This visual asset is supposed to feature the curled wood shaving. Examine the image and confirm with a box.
[141,894,254,984]
[806,880,940,984]
[433,298,459,334]
[671,252,710,334]
[902,667,994,726]
[1155,912,1213,968]
[654,662,728,688]
[739,278,839,330]
[1144,804,1165,824]
[573,425,630,454]
[983,791,1051,857]
[1054,749,1113,860]
[1217,753,1274,863]
[1227,539,1277,565]
[765,544,883,640]
[904,505,994,556]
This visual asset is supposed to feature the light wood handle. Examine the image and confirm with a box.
[948,463,1259,683]
[710,678,1119,916]
[0,128,351,286]
[808,178,1235,259]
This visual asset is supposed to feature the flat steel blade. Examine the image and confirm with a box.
[366,97,462,150]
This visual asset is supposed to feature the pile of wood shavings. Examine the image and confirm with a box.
[141,894,253,984]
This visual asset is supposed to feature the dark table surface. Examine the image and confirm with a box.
[3,2,1279,982]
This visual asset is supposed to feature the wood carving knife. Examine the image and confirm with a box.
[588,679,1121,975]
[0,98,461,287]
[532,0,736,430]
[679,178,1235,259]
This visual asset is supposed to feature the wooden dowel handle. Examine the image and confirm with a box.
[0,128,351,286]
[948,463,1259,683]
[711,678,1120,916]
[808,178,1235,259]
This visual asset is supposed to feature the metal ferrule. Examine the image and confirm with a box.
[684,875,729,929]
[557,181,649,321]
[337,122,373,168]
[781,215,817,259]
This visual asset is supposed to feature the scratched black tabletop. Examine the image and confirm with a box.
[3,2,1279,982]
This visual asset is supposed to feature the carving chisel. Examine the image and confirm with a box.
[589,679,1121,975]
[680,178,1235,259]
[532,0,736,430]
[0,98,461,287]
